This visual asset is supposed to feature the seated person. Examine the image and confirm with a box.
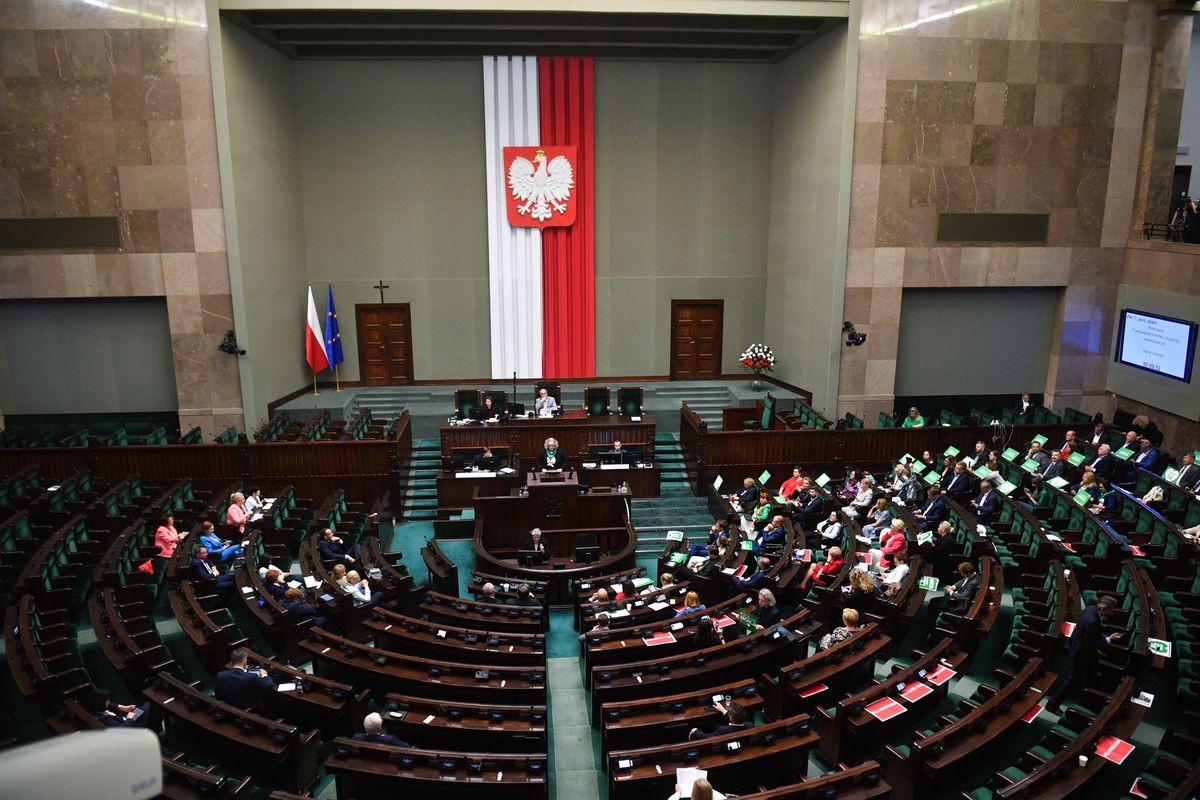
[925,521,960,583]
[603,439,632,463]
[818,608,862,651]
[799,546,845,592]
[579,611,611,642]
[472,446,501,470]
[741,588,781,630]
[262,568,289,600]
[898,474,926,504]
[88,688,155,729]
[843,568,880,615]
[902,407,925,427]
[754,515,787,554]
[875,551,911,599]
[508,583,541,607]
[1089,480,1121,519]
[353,712,410,747]
[969,481,1000,519]
[674,591,706,618]
[734,477,758,511]
[694,615,724,647]
[522,528,547,552]
[669,778,723,800]
[331,563,349,589]
[796,487,824,516]
[477,582,505,604]
[688,699,750,740]
[534,387,558,416]
[190,546,235,595]
[614,579,638,602]
[198,520,242,563]
[846,477,875,517]
[688,545,723,577]
[912,486,946,531]
[226,492,251,534]
[750,491,774,531]
[730,556,774,596]
[215,648,274,715]
[927,561,981,629]
[688,519,729,557]
[860,498,893,540]
[244,486,264,516]
[318,528,361,567]
[343,570,384,607]
[780,467,805,500]
[941,462,972,498]
[537,437,566,471]
[281,587,331,630]
[154,514,185,561]
[476,395,502,420]
[869,520,908,569]
[815,512,843,546]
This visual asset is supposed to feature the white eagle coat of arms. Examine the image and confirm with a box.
[503,146,578,228]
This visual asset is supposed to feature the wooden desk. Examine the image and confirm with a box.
[382,693,547,753]
[440,411,655,467]
[578,462,661,497]
[437,470,523,513]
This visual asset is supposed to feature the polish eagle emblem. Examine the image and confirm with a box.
[503,145,578,228]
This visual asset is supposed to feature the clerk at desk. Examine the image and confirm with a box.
[535,387,558,416]
[537,437,567,471]
[603,439,632,464]
[472,446,501,471]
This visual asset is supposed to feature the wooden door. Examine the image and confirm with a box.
[355,304,414,385]
[670,300,723,378]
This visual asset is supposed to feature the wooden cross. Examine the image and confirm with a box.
[373,280,390,303]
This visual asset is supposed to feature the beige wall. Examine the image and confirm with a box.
[294,60,491,382]
[594,61,775,375]
[765,24,851,413]
[221,21,309,428]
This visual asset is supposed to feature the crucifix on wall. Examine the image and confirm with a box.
[374,280,390,303]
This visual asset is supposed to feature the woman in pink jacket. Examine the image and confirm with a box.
[226,492,250,533]
[155,515,185,558]
[873,520,908,569]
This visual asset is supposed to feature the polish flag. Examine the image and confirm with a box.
[305,285,329,373]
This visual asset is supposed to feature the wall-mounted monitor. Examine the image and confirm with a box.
[1114,308,1198,382]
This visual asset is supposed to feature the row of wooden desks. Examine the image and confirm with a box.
[437,463,661,511]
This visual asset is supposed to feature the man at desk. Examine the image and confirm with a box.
[216,648,274,715]
[472,446,501,471]
[537,437,567,471]
[535,387,558,416]
[603,439,632,464]
[522,528,547,553]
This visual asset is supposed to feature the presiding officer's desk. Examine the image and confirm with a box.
[440,410,655,465]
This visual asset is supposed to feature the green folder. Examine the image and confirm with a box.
[713,475,724,492]
[997,481,1016,495]
[1066,452,1086,466]
[775,495,788,505]
[1048,476,1069,489]
[1114,447,1134,460]
[668,552,686,565]
[1164,468,1180,483]
[917,576,940,591]
[815,473,831,487]
[633,577,653,588]
[666,531,684,542]
[1072,489,1092,506]
[758,470,772,486]
[1194,450,1200,462]
[944,446,960,458]
[740,539,754,551]
[972,464,992,479]
[1002,448,1020,461]
[923,471,940,486]
[917,532,934,546]
[910,460,926,474]
[1031,434,1048,446]
[1021,458,1041,473]
[1148,638,1172,657]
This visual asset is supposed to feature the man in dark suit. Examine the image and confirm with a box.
[754,515,787,554]
[688,699,750,740]
[1024,442,1050,468]
[508,583,541,607]
[471,446,501,470]
[969,482,1000,519]
[796,488,824,516]
[281,587,331,630]
[941,463,972,498]
[688,520,729,557]
[967,441,989,468]
[190,546,235,596]
[925,561,981,636]
[1040,449,1067,481]
[912,486,946,531]
[730,557,773,596]
[1015,393,1034,416]
[1059,430,1079,454]
[1088,422,1107,448]
[1046,596,1122,713]
[1133,439,1161,473]
[353,712,411,746]
[926,521,960,582]
[603,440,631,464]
[216,649,274,715]
[746,588,781,630]
[1173,453,1200,491]
[1086,445,1116,482]
[318,528,361,567]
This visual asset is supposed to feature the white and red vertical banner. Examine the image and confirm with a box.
[483,55,595,379]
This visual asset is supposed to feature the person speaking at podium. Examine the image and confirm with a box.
[538,437,567,471]
[535,387,558,416]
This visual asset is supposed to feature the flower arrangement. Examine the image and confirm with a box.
[739,343,776,374]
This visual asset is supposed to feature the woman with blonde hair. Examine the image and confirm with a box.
[226,491,249,533]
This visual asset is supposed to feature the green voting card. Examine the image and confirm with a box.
[1148,638,1173,657]
[1002,447,1020,461]
[775,495,788,505]
[997,481,1016,495]
[633,577,653,588]
[972,464,992,479]
[757,470,772,486]
[944,446,960,458]
[1048,476,1069,489]
[1114,446,1135,460]
[1073,489,1092,506]
[1021,458,1040,473]
[668,552,686,565]
[1031,434,1048,446]
[713,475,724,492]
[917,532,934,546]
[910,460,926,474]
[924,471,940,486]
[666,531,685,542]
[917,576,940,591]
[815,473,831,487]
[1067,451,1085,466]
[740,539,755,551]
[1164,468,1180,483]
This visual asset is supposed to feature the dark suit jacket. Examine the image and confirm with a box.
[536,449,567,471]
[736,487,759,507]
[757,526,787,549]
[797,493,824,515]
[1088,454,1116,481]
[1176,463,1200,490]
[942,473,971,496]
[508,594,541,608]
[1040,460,1066,480]
[973,491,1000,516]
[755,604,782,629]
[692,720,749,740]
[929,533,959,579]
[318,538,351,563]
[280,598,319,620]
[521,537,546,552]
[191,557,221,580]
[353,732,411,747]
[472,455,501,470]
[730,569,771,595]
[215,667,274,713]
[1068,603,1106,662]
[944,573,981,615]
[916,497,946,526]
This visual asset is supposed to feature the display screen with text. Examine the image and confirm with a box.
[1115,309,1197,382]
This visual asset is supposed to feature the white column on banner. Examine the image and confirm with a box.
[483,56,542,379]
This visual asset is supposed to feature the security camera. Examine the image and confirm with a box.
[842,321,867,347]
[218,330,246,356]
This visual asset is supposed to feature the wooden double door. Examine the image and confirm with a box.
[356,303,414,385]
[670,300,723,379]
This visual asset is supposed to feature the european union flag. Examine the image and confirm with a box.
[325,282,344,368]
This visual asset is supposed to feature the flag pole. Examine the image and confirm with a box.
[312,369,319,396]
[335,365,342,392]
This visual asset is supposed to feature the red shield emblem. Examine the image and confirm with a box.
[504,145,577,228]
